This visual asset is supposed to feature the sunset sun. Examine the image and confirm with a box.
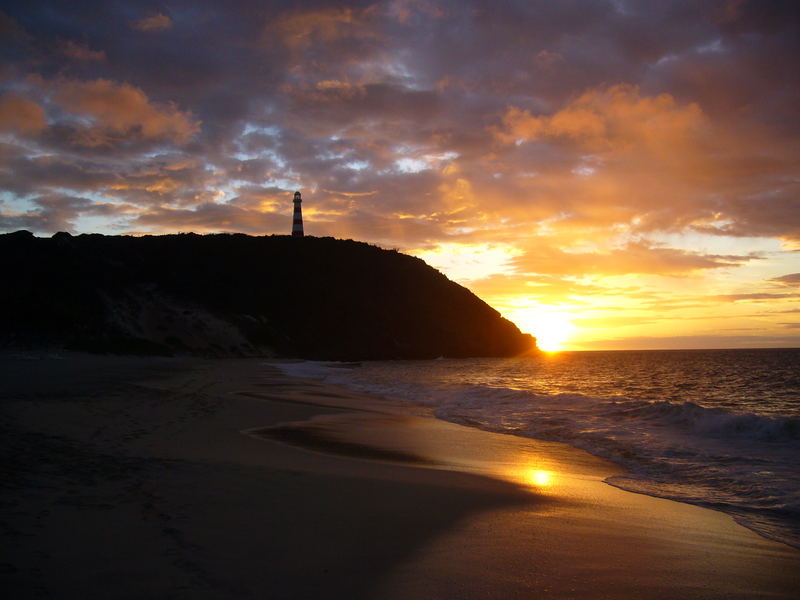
[531,314,574,352]
[506,308,576,352]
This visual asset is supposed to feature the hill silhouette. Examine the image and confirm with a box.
[0,231,535,360]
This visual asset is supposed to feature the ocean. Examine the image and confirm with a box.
[272,349,800,550]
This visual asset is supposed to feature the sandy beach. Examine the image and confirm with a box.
[2,355,798,599]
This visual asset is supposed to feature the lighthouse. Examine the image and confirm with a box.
[291,191,304,237]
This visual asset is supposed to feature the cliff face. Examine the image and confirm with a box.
[0,231,536,360]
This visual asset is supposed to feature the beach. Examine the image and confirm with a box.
[2,355,798,599]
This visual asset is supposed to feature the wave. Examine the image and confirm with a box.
[430,387,800,549]
[427,384,800,442]
[609,399,800,442]
[267,359,800,549]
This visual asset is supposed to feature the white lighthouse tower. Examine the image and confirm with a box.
[291,191,304,237]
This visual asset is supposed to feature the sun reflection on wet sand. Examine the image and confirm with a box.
[528,469,554,487]
[501,466,559,492]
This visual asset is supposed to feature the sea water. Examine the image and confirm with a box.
[272,349,800,549]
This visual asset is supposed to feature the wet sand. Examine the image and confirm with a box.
[2,355,798,599]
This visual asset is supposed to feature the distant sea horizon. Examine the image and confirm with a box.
[552,342,800,353]
[553,345,800,352]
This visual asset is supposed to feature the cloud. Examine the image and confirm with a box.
[283,81,442,130]
[510,241,755,277]
[131,202,288,234]
[55,79,201,146]
[0,9,28,44]
[132,13,172,32]
[771,273,800,287]
[715,293,800,302]
[695,190,800,243]
[0,93,47,135]
[0,195,123,233]
[271,7,371,50]
[466,272,608,304]
[495,84,706,152]
[2,2,795,248]
[487,81,800,244]
[388,0,446,23]
[61,40,105,61]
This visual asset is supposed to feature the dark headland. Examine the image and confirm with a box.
[0,230,535,360]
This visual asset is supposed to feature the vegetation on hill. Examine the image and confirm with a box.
[0,231,536,360]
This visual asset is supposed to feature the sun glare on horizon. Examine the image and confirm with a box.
[506,308,576,352]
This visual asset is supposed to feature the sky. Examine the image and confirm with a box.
[1,0,798,351]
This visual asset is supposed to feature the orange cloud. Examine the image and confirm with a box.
[270,7,374,51]
[56,79,200,146]
[510,240,754,277]
[0,93,47,135]
[467,272,605,304]
[496,84,706,154]
[292,79,366,102]
[478,83,776,243]
[132,13,172,32]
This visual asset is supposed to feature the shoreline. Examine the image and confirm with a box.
[274,354,800,552]
[2,354,798,598]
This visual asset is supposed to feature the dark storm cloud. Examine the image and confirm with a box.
[132,201,288,234]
